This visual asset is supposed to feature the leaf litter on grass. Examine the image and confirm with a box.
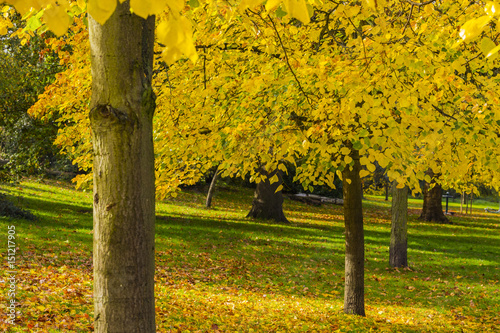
[0,180,498,332]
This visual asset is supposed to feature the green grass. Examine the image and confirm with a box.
[0,179,499,332]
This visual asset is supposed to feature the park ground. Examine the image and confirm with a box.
[0,179,499,332]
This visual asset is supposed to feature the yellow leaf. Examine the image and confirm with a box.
[130,0,171,18]
[340,147,350,155]
[480,37,498,60]
[359,170,370,178]
[364,0,376,10]
[345,155,353,164]
[275,184,283,193]
[43,3,71,36]
[459,15,491,42]
[0,16,13,35]
[360,156,369,166]
[367,162,376,172]
[130,0,152,18]
[283,0,310,24]
[487,42,500,58]
[378,157,389,168]
[239,0,265,11]
[269,174,279,184]
[6,0,41,16]
[485,1,500,17]
[158,15,198,65]
[165,0,184,13]
[265,0,281,11]
[88,0,117,25]
[77,0,86,10]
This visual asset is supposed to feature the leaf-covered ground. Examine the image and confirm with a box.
[0,180,499,332]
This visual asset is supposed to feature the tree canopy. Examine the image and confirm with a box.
[12,0,500,197]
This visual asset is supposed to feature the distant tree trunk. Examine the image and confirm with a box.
[342,147,365,316]
[247,168,289,223]
[460,191,465,214]
[420,172,449,223]
[390,182,408,268]
[206,166,220,208]
[89,3,156,332]
[384,180,389,201]
[469,192,473,214]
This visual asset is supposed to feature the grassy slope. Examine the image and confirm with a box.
[0,180,498,332]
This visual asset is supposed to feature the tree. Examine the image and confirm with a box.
[88,3,156,331]
[247,168,289,223]
[205,166,220,208]
[0,12,65,179]
[420,171,449,223]
[342,147,364,315]
[390,182,408,268]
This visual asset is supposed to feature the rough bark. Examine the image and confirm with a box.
[247,168,289,223]
[390,182,408,268]
[205,166,220,208]
[420,173,449,223]
[342,147,365,316]
[89,3,156,332]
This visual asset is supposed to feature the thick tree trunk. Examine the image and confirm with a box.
[247,168,289,223]
[342,147,365,316]
[89,3,156,332]
[205,166,220,208]
[390,182,408,268]
[420,173,449,223]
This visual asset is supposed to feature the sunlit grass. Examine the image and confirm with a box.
[0,179,499,332]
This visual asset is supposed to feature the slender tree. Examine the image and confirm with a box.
[342,146,365,316]
[205,166,220,208]
[390,182,408,268]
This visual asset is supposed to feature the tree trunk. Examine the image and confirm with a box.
[342,147,365,316]
[205,166,220,208]
[384,180,389,201]
[469,192,474,215]
[247,168,289,223]
[420,172,449,223]
[460,191,464,214]
[89,3,156,332]
[390,182,408,268]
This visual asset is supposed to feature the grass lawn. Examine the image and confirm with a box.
[0,179,499,332]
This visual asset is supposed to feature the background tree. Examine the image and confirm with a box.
[390,182,408,268]
[247,168,289,223]
[420,172,449,223]
[0,11,67,179]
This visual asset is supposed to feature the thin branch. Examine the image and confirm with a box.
[402,5,415,36]
[267,14,313,107]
